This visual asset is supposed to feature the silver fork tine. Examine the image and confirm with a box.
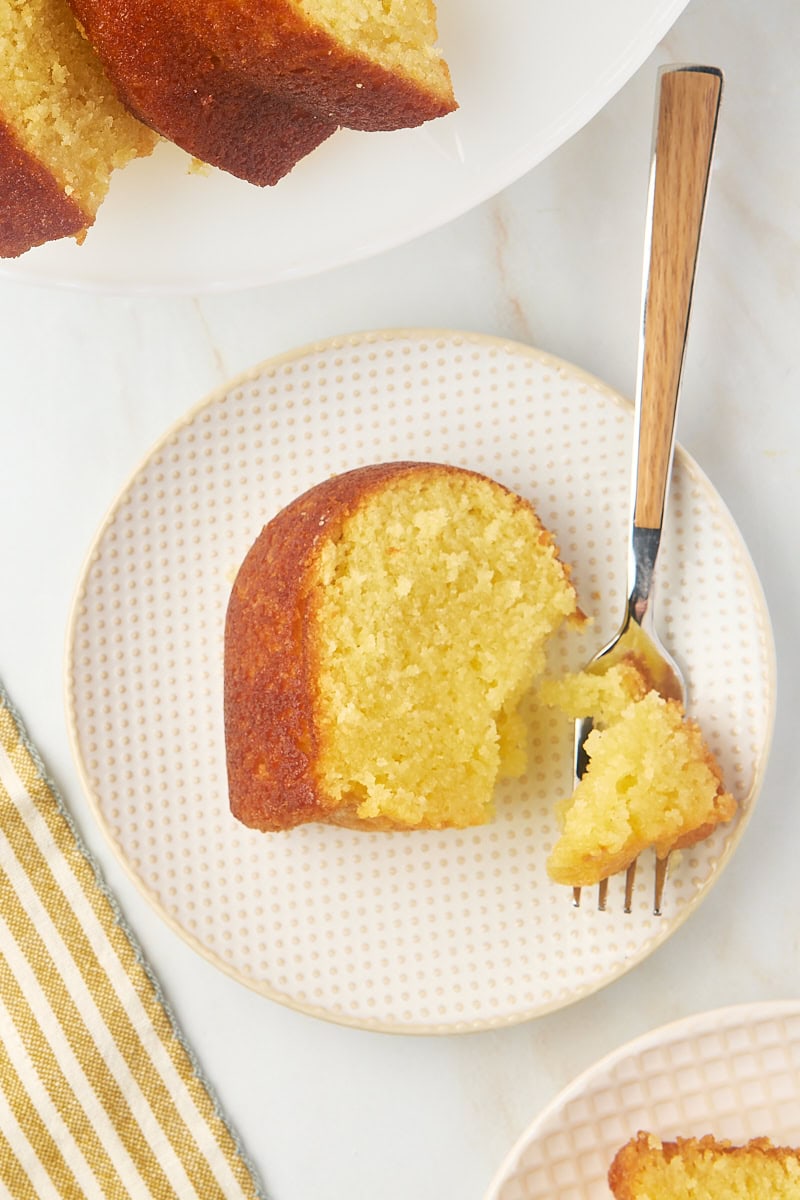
[653,854,670,916]
[623,860,637,913]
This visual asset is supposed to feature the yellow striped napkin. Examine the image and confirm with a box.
[0,679,265,1200]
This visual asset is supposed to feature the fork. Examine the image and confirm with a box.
[572,64,723,915]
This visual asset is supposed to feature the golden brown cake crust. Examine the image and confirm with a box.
[191,0,457,131]
[69,0,455,145]
[224,462,507,832]
[0,119,89,258]
[67,0,337,185]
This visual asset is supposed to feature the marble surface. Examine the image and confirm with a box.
[1,0,799,1196]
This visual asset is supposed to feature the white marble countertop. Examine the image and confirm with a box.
[2,0,799,1195]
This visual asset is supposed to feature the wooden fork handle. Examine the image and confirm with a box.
[633,65,723,531]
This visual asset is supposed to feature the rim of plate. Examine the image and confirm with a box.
[63,328,777,1035]
[483,997,800,1198]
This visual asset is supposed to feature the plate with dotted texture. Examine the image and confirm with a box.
[485,999,800,1198]
[65,329,775,1034]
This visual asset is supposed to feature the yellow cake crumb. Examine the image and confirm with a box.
[0,0,156,218]
[308,0,451,96]
[312,471,577,828]
[540,659,735,886]
[609,1132,800,1199]
[539,658,649,727]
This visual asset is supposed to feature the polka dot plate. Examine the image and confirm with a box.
[65,330,775,1034]
[486,999,800,1198]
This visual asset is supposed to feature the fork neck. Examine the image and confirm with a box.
[626,524,661,627]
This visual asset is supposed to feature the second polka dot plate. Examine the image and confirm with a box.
[65,330,775,1033]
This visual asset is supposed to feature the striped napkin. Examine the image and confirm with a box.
[0,679,265,1200]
